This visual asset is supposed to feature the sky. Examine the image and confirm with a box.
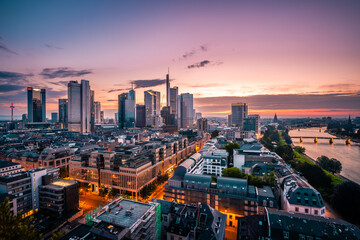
[0,0,359,119]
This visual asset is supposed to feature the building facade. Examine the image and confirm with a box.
[231,103,248,128]
[178,93,194,129]
[27,87,46,123]
[136,104,146,128]
[144,90,161,127]
[58,99,68,127]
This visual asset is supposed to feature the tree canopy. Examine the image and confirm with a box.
[0,198,41,240]
[211,130,220,139]
[222,167,243,178]
[317,156,342,174]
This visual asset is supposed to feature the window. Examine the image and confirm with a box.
[295,207,299,212]
[299,234,305,240]
[305,208,309,214]
[314,210,318,215]
[283,231,289,239]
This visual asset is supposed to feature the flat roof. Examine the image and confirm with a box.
[95,199,153,229]
[0,160,20,168]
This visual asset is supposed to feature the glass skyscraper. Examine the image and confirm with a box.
[144,90,161,127]
[179,93,194,129]
[27,87,46,122]
[118,89,135,128]
[58,99,68,126]
[231,103,248,128]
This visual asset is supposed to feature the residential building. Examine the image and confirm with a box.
[136,104,146,128]
[0,160,24,177]
[202,149,228,176]
[27,87,46,123]
[68,80,91,133]
[237,208,360,240]
[231,103,248,128]
[154,199,226,240]
[118,90,136,128]
[38,146,73,170]
[144,90,161,127]
[178,93,194,129]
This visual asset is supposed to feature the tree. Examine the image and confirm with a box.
[275,145,294,162]
[317,156,342,174]
[224,142,240,159]
[332,182,360,224]
[211,130,220,139]
[294,146,305,154]
[222,167,243,178]
[0,198,41,240]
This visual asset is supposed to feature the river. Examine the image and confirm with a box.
[289,127,360,185]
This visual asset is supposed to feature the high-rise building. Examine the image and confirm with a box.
[178,93,194,129]
[51,113,58,123]
[135,104,146,127]
[166,72,170,107]
[228,114,232,126]
[68,80,91,133]
[197,118,208,132]
[90,90,95,130]
[27,87,46,122]
[195,112,202,121]
[170,86,178,115]
[144,90,161,127]
[247,114,260,133]
[100,111,104,123]
[118,89,135,128]
[231,103,248,128]
[94,101,101,123]
[58,99,68,126]
[10,103,14,122]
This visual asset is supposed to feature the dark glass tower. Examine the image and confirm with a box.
[27,87,46,122]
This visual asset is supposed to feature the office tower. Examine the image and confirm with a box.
[27,87,46,122]
[22,114,27,122]
[248,114,260,133]
[58,99,68,126]
[100,111,104,123]
[166,72,170,107]
[228,114,232,126]
[118,90,135,128]
[195,112,202,121]
[94,101,101,123]
[179,93,194,129]
[51,113,58,123]
[231,103,248,128]
[197,118,208,132]
[144,90,161,127]
[135,104,146,127]
[114,113,118,124]
[68,80,91,133]
[90,90,95,130]
[10,103,14,121]
[170,86,178,115]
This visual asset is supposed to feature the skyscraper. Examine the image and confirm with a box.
[94,101,101,123]
[118,89,135,128]
[179,93,194,129]
[68,80,91,133]
[51,112,58,123]
[170,86,178,115]
[27,87,46,122]
[90,90,95,131]
[166,71,170,107]
[231,103,248,128]
[58,99,68,126]
[247,114,260,133]
[144,90,161,127]
[136,104,146,128]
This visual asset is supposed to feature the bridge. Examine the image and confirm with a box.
[292,136,351,145]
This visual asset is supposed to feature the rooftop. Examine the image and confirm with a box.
[95,199,153,229]
[0,160,20,168]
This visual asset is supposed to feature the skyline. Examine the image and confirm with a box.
[1,0,360,118]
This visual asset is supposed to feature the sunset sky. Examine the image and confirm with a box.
[1,0,359,118]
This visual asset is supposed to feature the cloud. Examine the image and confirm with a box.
[45,44,63,50]
[40,67,92,79]
[0,71,33,83]
[180,45,208,60]
[187,60,210,69]
[108,78,172,93]
[107,99,117,102]
[194,93,360,115]
[0,37,18,55]
[0,84,23,92]
[49,80,69,86]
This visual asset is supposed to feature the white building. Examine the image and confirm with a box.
[202,149,228,176]
[0,160,24,177]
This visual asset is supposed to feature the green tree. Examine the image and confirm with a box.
[0,198,41,240]
[275,145,294,162]
[222,167,243,178]
[211,130,220,139]
[317,156,342,174]
[332,182,360,224]
[224,142,240,159]
[294,146,305,154]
